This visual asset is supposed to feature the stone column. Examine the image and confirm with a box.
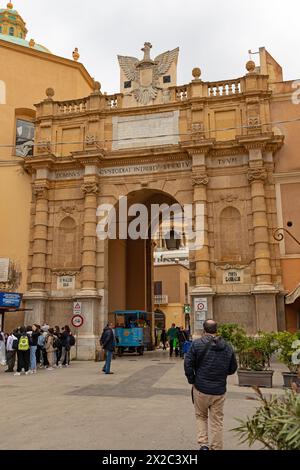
[248,166,272,287]
[81,179,99,292]
[192,173,210,287]
[247,147,278,331]
[74,173,101,360]
[24,181,49,325]
[190,150,214,337]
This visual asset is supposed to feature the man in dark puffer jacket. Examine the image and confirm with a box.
[184,320,237,451]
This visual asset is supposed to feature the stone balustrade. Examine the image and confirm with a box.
[58,98,88,114]
[207,79,241,97]
[175,86,188,101]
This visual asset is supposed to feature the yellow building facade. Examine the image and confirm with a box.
[0,3,94,332]
[22,41,296,359]
[0,4,299,357]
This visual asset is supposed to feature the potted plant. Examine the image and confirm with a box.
[232,387,300,450]
[275,331,300,389]
[218,325,276,388]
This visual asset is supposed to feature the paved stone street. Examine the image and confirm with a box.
[0,351,286,450]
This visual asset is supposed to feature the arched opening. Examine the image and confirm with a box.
[107,189,184,314]
[220,206,243,262]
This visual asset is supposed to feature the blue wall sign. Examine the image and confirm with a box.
[0,292,23,309]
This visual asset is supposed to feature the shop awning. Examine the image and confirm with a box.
[286,283,300,305]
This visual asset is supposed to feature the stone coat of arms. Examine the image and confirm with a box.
[118,42,179,105]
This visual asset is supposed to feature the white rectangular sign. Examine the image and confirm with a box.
[57,276,75,290]
[223,270,243,284]
[0,258,9,283]
[194,297,207,330]
[112,111,179,150]
[73,301,82,315]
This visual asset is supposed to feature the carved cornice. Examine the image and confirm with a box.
[247,168,267,182]
[81,182,99,194]
[192,174,209,186]
[210,147,245,157]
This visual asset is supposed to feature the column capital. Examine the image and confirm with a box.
[247,167,267,183]
[33,181,50,199]
[81,182,99,194]
[192,174,209,186]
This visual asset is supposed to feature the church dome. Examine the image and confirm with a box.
[0,3,51,53]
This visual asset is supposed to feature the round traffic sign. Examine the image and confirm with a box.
[196,302,205,311]
[72,314,84,328]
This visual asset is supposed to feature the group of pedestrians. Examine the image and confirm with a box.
[160,324,190,358]
[0,323,75,375]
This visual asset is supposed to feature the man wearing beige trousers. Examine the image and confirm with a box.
[184,320,237,450]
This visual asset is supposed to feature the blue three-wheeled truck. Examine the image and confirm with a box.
[112,310,153,356]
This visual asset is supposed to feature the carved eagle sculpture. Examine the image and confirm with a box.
[118,44,179,105]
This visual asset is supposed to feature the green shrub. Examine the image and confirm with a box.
[275,331,300,373]
[233,387,300,450]
[218,324,277,371]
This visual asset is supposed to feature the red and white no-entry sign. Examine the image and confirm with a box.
[196,302,205,311]
[72,314,84,328]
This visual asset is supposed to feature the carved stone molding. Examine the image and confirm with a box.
[215,263,250,271]
[192,174,209,186]
[248,116,261,128]
[217,193,239,203]
[52,270,80,277]
[81,182,99,194]
[247,168,267,182]
[33,183,49,199]
[191,122,205,135]
[36,140,51,154]
[85,135,97,146]
[59,203,77,216]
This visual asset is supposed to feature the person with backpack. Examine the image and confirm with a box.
[184,320,237,451]
[167,323,178,358]
[54,326,62,366]
[178,326,188,359]
[45,328,57,370]
[28,324,40,374]
[58,325,72,368]
[100,323,115,375]
[14,326,31,376]
[40,325,50,368]
[5,329,18,373]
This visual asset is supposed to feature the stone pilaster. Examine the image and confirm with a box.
[80,179,99,293]
[247,165,272,288]
[24,180,49,325]
[30,181,49,291]
[247,146,278,332]
[74,170,102,360]
[189,146,214,336]
[192,173,210,288]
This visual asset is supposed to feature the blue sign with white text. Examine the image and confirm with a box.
[0,292,22,308]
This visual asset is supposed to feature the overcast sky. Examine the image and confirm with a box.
[12,0,299,94]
